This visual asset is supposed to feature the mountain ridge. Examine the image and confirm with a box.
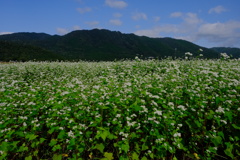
[0,29,238,61]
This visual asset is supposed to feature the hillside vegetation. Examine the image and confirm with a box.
[0,41,63,61]
[211,47,240,58]
[0,29,223,61]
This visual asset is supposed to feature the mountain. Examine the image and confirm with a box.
[0,41,64,61]
[211,47,240,58]
[0,29,221,61]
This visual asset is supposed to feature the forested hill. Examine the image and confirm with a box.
[211,47,240,58]
[0,29,227,61]
[0,41,64,61]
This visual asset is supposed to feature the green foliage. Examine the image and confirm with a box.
[0,59,239,159]
[0,41,64,61]
[0,29,225,61]
[211,47,240,58]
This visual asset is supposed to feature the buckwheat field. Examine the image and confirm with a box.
[0,59,239,159]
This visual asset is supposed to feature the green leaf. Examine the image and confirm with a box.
[232,124,240,130]
[194,120,201,128]
[207,110,214,119]
[141,157,147,160]
[225,111,232,122]
[130,132,137,139]
[26,134,38,141]
[33,150,38,156]
[104,152,114,160]
[53,154,62,160]
[15,131,25,137]
[211,136,222,146]
[48,127,55,134]
[52,144,62,151]
[69,138,76,146]
[100,130,109,141]
[49,139,57,147]
[96,143,105,153]
[107,133,116,140]
[12,141,20,149]
[121,143,129,153]
[40,138,46,143]
[25,156,32,160]
[119,156,129,160]
[18,145,28,152]
[0,142,8,151]
[224,142,234,159]
[149,153,154,159]
[132,152,139,160]
[217,131,225,139]
[141,143,149,151]
[173,156,178,160]
[57,131,66,139]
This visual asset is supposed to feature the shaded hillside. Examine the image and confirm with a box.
[0,32,51,43]
[0,29,220,61]
[0,41,64,61]
[211,47,240,58]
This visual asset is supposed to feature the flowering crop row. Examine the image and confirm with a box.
[0,59,240,159]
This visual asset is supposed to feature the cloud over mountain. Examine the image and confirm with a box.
[197,21,240,47]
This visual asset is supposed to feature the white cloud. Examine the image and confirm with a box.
[183,13,202,25]
[77,7,92,14]
[105,0,127,9]
[134,10,240,47]
[113,13,122,18]
[196,21,240,47]
[109,19,122,26]
[134,29,159,37]
[154,16,160,22]
[134,25,179,38]
[135,12,201,39]
[56,26,81,35]
[0,32,13,35]
[170,12,183,18]
[170,12,202,25]
[209,5,227,14]
[56,28,69,35]
[132,12,147,21]
[73,25,81,30]
[85,21,99,27]
[174,36,196,42]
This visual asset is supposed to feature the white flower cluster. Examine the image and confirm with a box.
[177,105,187,111]
[140,105,148,113]
[154,110,162,116]
[220,53,230,59]
[68,130,76,138]
[155,138,164,143]
[220,120,227,124]
[185,52,193,56]
[173,132,181,138]
[119,132,128,140]
[215,106,225,113]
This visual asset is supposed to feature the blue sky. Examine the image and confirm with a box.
[0,0,240,48]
